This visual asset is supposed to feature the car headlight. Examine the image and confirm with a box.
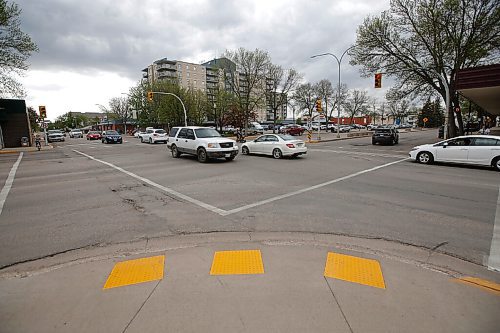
[207,143,218,148]
[410,147,418,151]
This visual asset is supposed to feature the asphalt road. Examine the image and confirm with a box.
[1,129,498,268]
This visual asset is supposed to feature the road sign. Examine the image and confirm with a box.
[423,117,429,123]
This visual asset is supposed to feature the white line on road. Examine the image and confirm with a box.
[73,149,408,216]
[310,148,406,159]
[222,158,409,216]
[487,185,500,272]
[73,150,227,215]
[0,152,23,216]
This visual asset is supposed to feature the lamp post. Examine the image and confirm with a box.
[311,46,354,138]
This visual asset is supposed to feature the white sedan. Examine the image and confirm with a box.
[241,134,307,159]
[409,135,500,171]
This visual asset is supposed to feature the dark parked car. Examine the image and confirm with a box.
[101,130,123,144]
[372,127,399,145]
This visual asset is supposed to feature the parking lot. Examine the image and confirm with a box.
[0,129,498,269]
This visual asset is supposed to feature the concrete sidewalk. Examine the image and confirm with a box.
[1,232,499,332]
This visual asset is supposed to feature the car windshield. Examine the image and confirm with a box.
[375,129,391,133]
[155,129,166,134]
[89,131,99,134]
[278,134,295,141]
[105,131,119,135]
[194,128,221,138]
[71,129,80,132]
[48,130,62,134]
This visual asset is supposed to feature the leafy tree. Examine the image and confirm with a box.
[344,90,369,124]
[212,88,237,132]
[266,64,301,132]
[0,0,38,97]
[317,81,349,124]
[418,98,444,127]
[109,97,132,134]
[350,0,500,137]
[27,106,39,131]
[223,48,271,128]
[386,91,412,124]
[292,83,317,120]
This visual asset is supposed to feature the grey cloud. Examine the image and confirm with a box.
[17,0,390,90]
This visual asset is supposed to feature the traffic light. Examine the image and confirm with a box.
[374,73,382,88]
[315,99,322,113]
[39,105,47,118]
[147,91,153,102]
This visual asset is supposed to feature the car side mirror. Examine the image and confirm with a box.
[442,142,448,148]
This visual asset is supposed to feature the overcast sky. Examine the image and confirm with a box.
[16,0,391,121]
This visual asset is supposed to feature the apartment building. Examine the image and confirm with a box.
[143,58,207,93]
[142,57,287,122]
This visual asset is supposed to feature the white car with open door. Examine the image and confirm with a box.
[241,134,307,159]
[409,135,500,171]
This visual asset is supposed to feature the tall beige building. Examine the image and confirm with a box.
[142,57,287,122]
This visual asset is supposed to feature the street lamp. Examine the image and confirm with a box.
[311,45,355,138]
[150,92,188,127]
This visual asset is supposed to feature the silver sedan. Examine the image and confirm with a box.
[241,134,307,159]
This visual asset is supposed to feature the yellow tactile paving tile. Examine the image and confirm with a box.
[454,276,500,295]
[103,255,164,290]
[210,250,264,275]
[324,252,386,289]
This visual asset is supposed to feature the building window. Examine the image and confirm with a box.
[178,64,181,69]
[186,65,189,70]
[193,66,196,71]
[187,72,190,77]
[194,80,197,85]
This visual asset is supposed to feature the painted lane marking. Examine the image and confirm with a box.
[222,158,409,216]
[0,152,23,216]
[488,185,500,272]
[310,148,406,159]
[73,150,226,215]
[74,149,408,216]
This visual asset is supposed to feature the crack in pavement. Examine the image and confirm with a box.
[122,279,162,333]
[324,277,354,333]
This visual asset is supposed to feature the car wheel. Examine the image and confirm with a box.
[140,136,144,143]
[197,148,208,163]
[492,157,500,171]
[372,140,376,145]
[171,145,180,158]
[272,148,283,159]
[417,151,433,164]
[241,146,250,155]
[149,138,153,144]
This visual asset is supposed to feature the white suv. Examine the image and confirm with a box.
[140,128,168,144]
[69,129,83,138]
[167,126,239,163]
